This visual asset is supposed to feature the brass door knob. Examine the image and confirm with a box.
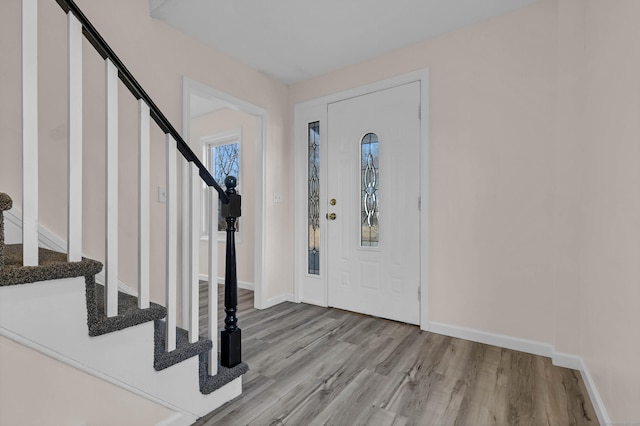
[327,213,337,220]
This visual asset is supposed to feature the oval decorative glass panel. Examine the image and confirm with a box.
[361,133,379,247]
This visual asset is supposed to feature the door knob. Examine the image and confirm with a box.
[327,213,337,220]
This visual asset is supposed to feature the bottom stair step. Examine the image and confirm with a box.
[153,319,249,395]
[199,352,248,395]
[153,319,212,371]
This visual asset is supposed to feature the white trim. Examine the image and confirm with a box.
[182,77,266,310]
[551,352,611,426]
[551,350,583,370]
[429,321,611,426]
[198,274,254,291]
[576,359,611,426]
[0,328,194,422]
[418,71,430,331]
[293,69,430,328]
[154,412,195,426]
[293,107,327,305]
[429,321,554,358]
[261,293,295,309]
[200,127,243,241]
[3,207,136,296]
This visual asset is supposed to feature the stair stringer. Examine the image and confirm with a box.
[0,277,241,420]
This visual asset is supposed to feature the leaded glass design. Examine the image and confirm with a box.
[308,122,321,274]
[361,133,379,247]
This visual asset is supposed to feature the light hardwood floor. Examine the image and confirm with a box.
[196,284,597,426]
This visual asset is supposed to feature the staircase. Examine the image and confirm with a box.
[0,0,247,424]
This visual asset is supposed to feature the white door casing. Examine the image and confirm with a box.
[327,82,421,324]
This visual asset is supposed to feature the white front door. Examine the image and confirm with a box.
[327,82,421,324]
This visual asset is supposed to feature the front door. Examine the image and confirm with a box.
[327,82,421,324]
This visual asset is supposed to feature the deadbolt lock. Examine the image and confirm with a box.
[330,198,337,206]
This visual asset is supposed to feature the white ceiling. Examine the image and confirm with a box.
[150,0,542,85]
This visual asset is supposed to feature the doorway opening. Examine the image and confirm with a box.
[182,77,267,316]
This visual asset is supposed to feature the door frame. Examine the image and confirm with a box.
[182,77,268,312]
[293,69,430,330]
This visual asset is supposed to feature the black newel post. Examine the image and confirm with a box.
[221,176,242,368]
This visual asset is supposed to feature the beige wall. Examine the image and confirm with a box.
[290,0,638,422]
[572,0,640,421]
[2,0,639,422]
[0,336,176,425]
[0,0,291,303]
[190,109,256,285]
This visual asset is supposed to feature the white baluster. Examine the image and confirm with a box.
[208,187,218,375]
[105,58,118,317]
[22,0,38,267]
[165,134,177,351]
[181,158,190,329]
[138,100,150,309]
[67,12,82,262]
[189,163,200,343]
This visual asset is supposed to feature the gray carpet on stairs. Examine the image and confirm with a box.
[85,276,167,337]
[0,191,249,395]
[0,245,103,286]
[154,318,249,394]
[199,351,249,395]
[153,319,212,370]
[0,192,10,270]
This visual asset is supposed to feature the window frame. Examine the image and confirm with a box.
[200,127,242,241]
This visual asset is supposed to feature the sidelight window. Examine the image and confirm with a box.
[308,121,320,275]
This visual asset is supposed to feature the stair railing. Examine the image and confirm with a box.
[20,0,242,374]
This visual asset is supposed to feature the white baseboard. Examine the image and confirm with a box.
[155,412,196,426]
[551,350,583,370]
[198,274,254,291]
[429,321,611,425]
[552,353,612,426]
[429,321,554,358]
[4,208,137,296]
[300,297,328,307]
[261,293,294,309]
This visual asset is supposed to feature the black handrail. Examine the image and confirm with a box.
[54,0,229,204]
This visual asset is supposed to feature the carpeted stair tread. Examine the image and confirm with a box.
[0,193,12,211]
[85,276,167,336]
[153,320,212,371]
[199,351,249,395]
[0,245,103,286]
[0,193,11,269]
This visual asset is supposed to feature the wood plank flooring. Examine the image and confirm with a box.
[195,284,597,426]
